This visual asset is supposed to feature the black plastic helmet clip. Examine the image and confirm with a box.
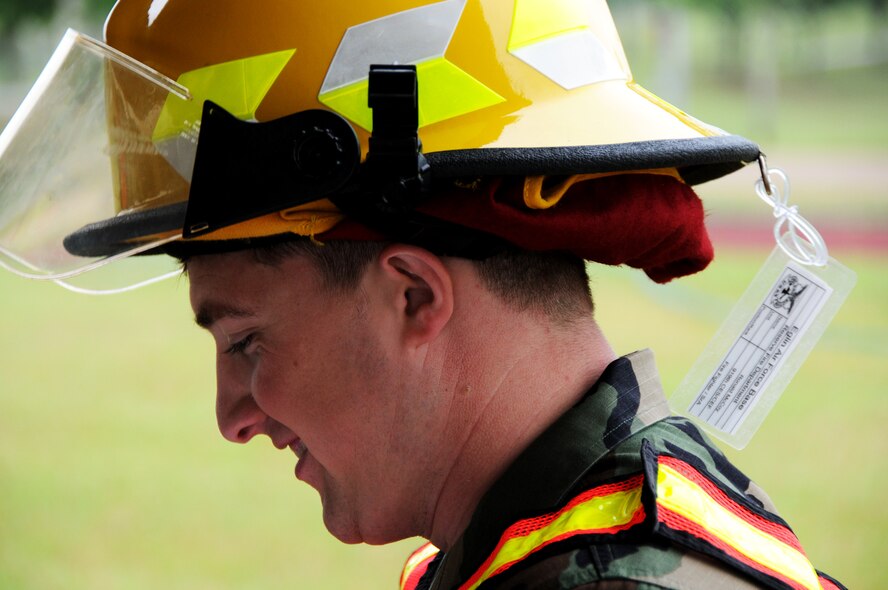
[362,64,431,204]
[331,64,505,258]
[329,65,436,235]
[183,101,361,239]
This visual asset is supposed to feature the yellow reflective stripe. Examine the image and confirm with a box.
[153,49,295,141]
[400,543,439,590]
[462,485,643,590]
[319,57,504,132]
[416,58,505,127]
[317,79,372,131]
[657,464,821,590]
[508,0,589,51]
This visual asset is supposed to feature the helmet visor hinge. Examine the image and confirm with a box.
[183,101,361,239]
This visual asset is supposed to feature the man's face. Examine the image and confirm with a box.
[187,250,428,544]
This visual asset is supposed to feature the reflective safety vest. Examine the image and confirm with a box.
[400,452,843,590]
[400,542,439,590]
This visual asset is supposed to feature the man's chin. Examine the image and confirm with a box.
[321,509,365,545]
[322,506,409,546]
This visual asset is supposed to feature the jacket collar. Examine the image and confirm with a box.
[432,349,670,588]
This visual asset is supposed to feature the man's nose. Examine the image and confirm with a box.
[215,360,266,443]
[217,393,267,443]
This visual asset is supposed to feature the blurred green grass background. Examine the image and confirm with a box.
[2,2,887,589]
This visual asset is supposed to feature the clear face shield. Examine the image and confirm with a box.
[0,29,379,294]
[0,30,193,294]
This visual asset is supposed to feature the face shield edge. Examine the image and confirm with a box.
[0,30,81,162]
[77,32,192,101]
[0,233,182,281]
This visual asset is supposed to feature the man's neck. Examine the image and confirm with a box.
[426,313,616,550]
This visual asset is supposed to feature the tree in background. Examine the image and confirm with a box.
[0,0,114,78]
[632,0,884,79]
[0,0,57,77]
[82,0,116,20]
[619,0,887,140]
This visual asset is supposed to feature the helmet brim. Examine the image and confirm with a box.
[62,132,758,258]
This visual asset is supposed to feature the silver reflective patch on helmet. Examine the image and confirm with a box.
[510,31,627,90]
[319,0,466,94]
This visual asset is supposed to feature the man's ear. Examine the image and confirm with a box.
[376,245,454,346]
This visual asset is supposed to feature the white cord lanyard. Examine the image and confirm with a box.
[755,155,828,267]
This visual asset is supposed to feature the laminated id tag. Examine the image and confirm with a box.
[670,163,857,449]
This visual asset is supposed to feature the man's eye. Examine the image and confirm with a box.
[225,333,255,355]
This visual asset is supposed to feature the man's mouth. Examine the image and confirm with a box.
[289,439,311,481]
[288,439,308,459]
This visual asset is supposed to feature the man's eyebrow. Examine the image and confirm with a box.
[194,302,256,329]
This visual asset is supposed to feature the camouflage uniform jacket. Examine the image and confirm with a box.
[412,350,843,590]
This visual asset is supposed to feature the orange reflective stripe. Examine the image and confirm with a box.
[400,542,439,590]
[460,475,646,590]
[438,454,835,590]
[656,456,822,590]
